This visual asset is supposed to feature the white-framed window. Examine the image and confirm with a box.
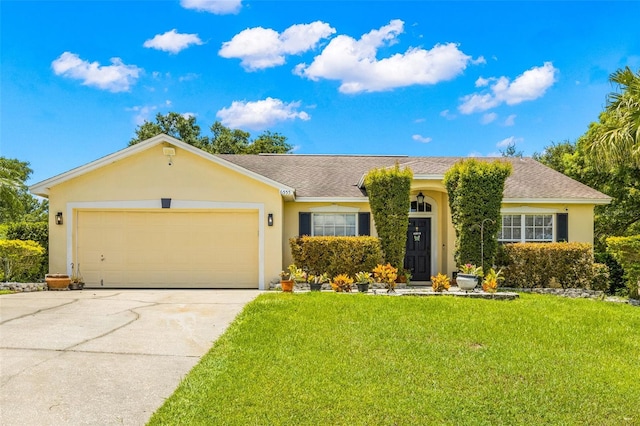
[498,214,554,243]
[312,213,357,236]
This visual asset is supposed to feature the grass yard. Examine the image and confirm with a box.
[149,293,640,425]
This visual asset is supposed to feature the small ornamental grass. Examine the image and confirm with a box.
[149,293,640,426]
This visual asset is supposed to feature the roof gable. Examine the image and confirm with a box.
[29,134,294,197]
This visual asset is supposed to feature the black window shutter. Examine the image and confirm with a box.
[358,212,371,236]
[299,212,311,236]
[556,213,568,242]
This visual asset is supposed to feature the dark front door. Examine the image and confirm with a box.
[404,218,431,281]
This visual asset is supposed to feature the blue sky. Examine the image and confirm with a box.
[2,1,639,185]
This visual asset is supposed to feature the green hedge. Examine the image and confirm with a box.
[499,242,598,289]
[6,221,48,279]
[290,236,383,278]
[606,235,640,299]
[595,251,626,295]
[364,163,412,269]
[444,159,512,269]
[0,239,45,282]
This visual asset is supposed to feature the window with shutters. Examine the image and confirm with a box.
[312,213,357,236]
[498,214,554,243]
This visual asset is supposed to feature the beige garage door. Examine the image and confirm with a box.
[76,210,259,288]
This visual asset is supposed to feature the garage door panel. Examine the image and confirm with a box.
[77,210,258,288]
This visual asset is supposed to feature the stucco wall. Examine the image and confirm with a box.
[501,203,595,244]
[47,144,284,283]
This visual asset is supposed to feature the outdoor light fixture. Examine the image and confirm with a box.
[268,213,274,226]
[55,212,63,225]
[416,192,425,205]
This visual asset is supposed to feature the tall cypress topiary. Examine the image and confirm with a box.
[364,163,413,269]
[444,159,512,269]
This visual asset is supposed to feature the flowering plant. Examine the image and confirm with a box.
[459,263,484,277]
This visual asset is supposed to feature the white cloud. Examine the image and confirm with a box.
[179,73,200,82]
[496,136,523,148]
[219,21,335,71]
[413,118,426,123]
[475,77,490,87]
[143,29,203,54]
[440,109,456,120]
[481,112,497,124]
[127,104,158,125]
[216,97,310,130]
[52,52,141,92]
[459,62,558,114]
[412,134,432,143]
[295,19,477,94]
[180,0,242,14]
[504,114,516,126]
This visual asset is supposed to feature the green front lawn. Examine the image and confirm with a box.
[149,293,640,425]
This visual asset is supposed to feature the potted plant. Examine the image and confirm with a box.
[397,268,413,285]
[354,271,373,293]
[69,263,84,290]
[457,263,483,291]
[330,274,354,292]
[279,264,301,293]
[45,273,71,290]
[431,273,450,292]
[482,267,504,293]
[373,263,398,293]
[308,272,329,291]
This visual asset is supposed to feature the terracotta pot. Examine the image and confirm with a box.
[280,279,294,292]
[46,274,71,290]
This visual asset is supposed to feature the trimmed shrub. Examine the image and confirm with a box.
[606,235,640,299]
[590,263,610,292]
[290,236,383,278]
[595,251,626,295]
[364,163,412,269]
[500,242,594,289]
[6,221,48,279]
[0,239,45,282]
[444,159,512,269]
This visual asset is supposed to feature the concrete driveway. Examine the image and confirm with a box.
[0,289,261,426]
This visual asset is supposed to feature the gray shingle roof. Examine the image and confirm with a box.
[217,154,610,202]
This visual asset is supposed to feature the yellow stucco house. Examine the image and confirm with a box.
[30,134,611,289]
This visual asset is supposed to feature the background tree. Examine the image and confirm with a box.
[129,112,208,148]
[0,157,47,223]
[500,142,523,158]
[534,69,640,245]
[583,67,640,169]
[129,112,293,154]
